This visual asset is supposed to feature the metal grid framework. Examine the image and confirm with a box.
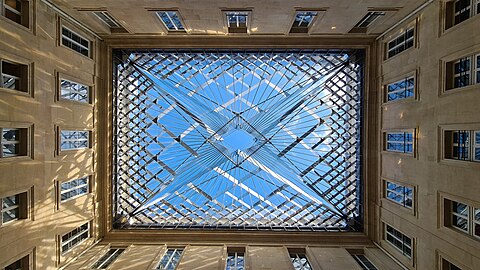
[113,49,364,231]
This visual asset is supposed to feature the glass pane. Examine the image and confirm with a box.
[452,215,468,231]
[2,208,19,223]
[2,129,19,142]
[4,257,25,270]
[2,195,18,208]
[452,201,468,215]
[294,11,317,27]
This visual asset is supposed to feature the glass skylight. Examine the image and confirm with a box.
[155,11,185,31]
[292,11,318,27]
[226,12,248,28]
[354,11,386,28]
[113,49,364,231]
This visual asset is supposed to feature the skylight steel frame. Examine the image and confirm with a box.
[112,49,365,232]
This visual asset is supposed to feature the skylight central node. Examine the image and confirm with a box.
[222,129,255,152]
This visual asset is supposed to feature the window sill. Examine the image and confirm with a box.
[438,158,480,168]
[0,15,35,36]
[381,150,415,158]
[57,148,93,156]
[59,45,95,61]
[442,15,480,37]
[441,83,479,97]
[57,98,94,108]
[0,87,32,98]
[383,46,416,63]
[381,198,416,217]
[0,156,33,163]
[380,240,414,268]
[382,97,417,106]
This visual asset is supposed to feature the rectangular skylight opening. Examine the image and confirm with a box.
[93,11,120,28]
[290,11,318,33]
[354,11,386,28]
[225,11,249,33]
[155,11,185,32]
[92,11,128,33]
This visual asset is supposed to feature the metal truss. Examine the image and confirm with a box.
[112,49,364,231]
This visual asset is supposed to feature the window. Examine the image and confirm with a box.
[155,11,185,32]
[225,11,249,33]
[61,26,90,57]
[290,11,317,33]
[351,254,378,270]
[1,59,28,93]
[59,130,90,151]
[385,76,415,102]
[355,11,385,28]
[444,199,480,239]
[91,248,125,269]
[1,0,29,28]
[60,78,90,103]
[61,222,90,254]
[446,0,480,29]
[384,224,413,258]
[156,248,183,270]
[385,181,413,209]
[1,127,28,158]
[446,53,480,90]
[226,248,245,270]
[441,258,463,270]
[444,130,480,162]
[3,254,30,270]
[92,11,127,33]
[60,177,89,202]
[289,250,312,270]
[384,131,414,154]
[386,27,415,58]
[1,192,27,225]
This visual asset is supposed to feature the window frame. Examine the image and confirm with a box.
[0,248,35,270]
[382,129,416,156]
[385,26,416,59]
[56,72,93,105]
[155,247,185,270]
[0,189,30,226]
[59,222,91,255]
[58,20,93,59]
[225,247,246,270]
[0,0,31,29]
[57,128,92,154]
[383,179,416,213]
[288,248,313,270]
[444,51,480,92]
[0,123,32,160]
[154,10,187,33]
[289,10,320,34]
[350,253,378,270]
[383,71,417,103]
[383,223,414,260]
[444,198,480,240]
[91,247,126,269]
[445,0,480,30]
[354,11,386,28]
[0,57,32,96]
[58,176,91,203]
[443,128,480,163]
[436,250,472,270]
[223,10,251,34]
